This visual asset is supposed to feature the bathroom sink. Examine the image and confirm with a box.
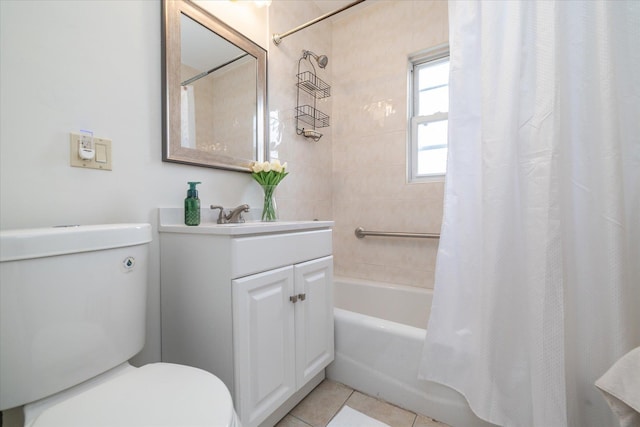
[212,222,262,226]
[213,221,301,226]
[158,208,333,236]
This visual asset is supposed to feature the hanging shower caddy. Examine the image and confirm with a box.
[296,50,330,142]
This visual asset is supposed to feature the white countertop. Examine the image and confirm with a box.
[158,208,333,236]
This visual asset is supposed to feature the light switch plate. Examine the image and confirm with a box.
[70,133,112,171]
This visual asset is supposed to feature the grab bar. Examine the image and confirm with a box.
[354,227,440,239]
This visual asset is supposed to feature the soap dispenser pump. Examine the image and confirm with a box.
[184,181,202,226]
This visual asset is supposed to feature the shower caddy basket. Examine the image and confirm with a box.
[296,58,330,141]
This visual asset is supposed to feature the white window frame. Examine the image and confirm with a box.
[408,45,450,183]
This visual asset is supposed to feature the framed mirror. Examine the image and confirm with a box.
[162,0,268,172]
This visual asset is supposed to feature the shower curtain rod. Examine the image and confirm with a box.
[273,0,366,45]
[181,53,250,86]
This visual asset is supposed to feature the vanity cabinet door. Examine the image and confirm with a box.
[232,266,296,427]
[294,256,334,388]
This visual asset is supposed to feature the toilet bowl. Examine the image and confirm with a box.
[23,363,239,427]
[0,224,239,426]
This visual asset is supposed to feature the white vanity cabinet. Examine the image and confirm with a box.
[233,256,333,426]
[159,214,334,427]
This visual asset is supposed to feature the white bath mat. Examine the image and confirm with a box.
[327,405,391,427]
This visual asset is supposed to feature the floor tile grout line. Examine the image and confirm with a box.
[287,413,313,427]
[347,390,419,427]
[284,379,445,427]
[323,389,355,427]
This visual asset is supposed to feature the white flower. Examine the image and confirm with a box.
[251,162,263,173]
[251,159,289,187]
[271,159,283,173]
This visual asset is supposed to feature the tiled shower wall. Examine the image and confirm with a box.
[268,1,334,221]
[331,1,449,289]
[268,0,448,289]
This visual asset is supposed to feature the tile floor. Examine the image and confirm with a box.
[276,380,451,427]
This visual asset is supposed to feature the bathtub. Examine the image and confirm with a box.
[327,277,495,427]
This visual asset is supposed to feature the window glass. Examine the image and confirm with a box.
[418,60,449,90]
[409,48,449,182]
[418,85,449,116]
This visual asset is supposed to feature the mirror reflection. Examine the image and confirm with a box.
[162,0,267,172]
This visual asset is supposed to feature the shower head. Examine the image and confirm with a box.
[303,50,328,68]
[315,54,329,68]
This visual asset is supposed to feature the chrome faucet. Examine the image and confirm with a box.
[210,204,250,224]
[227,204,250,223]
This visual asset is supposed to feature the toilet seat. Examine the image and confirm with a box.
[28,363,238,427]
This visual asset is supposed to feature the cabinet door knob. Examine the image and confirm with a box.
[298,293,306,301]
[289,295,298,303]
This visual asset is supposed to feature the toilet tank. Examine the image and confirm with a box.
[0,224,152,411]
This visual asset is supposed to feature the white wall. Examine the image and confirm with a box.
[0,0,268,366]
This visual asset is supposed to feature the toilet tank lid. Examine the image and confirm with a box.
[0,223,152,262]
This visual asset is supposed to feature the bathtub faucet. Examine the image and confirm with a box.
[210,204,250,224]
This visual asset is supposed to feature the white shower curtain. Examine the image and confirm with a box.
[419,1,640,427]
[181,85,197,148]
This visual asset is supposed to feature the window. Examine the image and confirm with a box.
[409,47,449,182]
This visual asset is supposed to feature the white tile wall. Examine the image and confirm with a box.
[268,1,334,222]
[331,1,448,288]
[267,0,448,289]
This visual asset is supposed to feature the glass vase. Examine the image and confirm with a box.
[261,185,278,222]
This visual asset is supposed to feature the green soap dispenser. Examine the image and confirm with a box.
[184,181,202,226]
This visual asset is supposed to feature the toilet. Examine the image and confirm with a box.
[0,223,239,427]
